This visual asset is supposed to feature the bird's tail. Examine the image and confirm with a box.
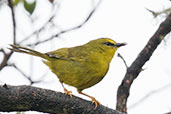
[9,44,50,60]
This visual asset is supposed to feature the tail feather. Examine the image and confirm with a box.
[9,44,49,60]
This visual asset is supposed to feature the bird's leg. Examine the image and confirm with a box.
[78,90,101,109]
[61,82,72,97]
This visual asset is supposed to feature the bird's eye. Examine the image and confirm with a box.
[103,42,115,46]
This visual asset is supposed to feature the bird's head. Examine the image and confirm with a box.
[87,38,126,61]
[88,38,126,52]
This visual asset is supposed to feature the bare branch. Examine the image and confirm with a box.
[19,13,56,44]
[26,0,102,47]
[116,13,171,113]
[0,85,122,114]
[9,63,29,78]
[128,83,171,109]
[0,51,13,71]
[0,0,17,71]
[0,49,5,55]
[8,63,45,85]
[18,1,61,44]
[8,0,16,44]
[146,8,171,18]
[117,53,128,69]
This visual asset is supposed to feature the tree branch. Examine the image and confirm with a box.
[116,12,171,113]
[0,85,122,114]
[0,51,13,71]
[0,0,16,71]
[8,0,16,44]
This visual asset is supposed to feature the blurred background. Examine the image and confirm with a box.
[0,0,171,114]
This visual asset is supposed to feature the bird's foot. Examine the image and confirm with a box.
[91,97,101,109]
[64,88,72,97]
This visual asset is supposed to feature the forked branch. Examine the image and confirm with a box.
[116,12,171,113]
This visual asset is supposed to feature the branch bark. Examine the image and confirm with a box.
[116,13,171,113]
[0,85,121,114]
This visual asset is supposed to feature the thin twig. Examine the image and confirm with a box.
[9,63,29,79]
[117,53,128,68]
[8,63,33,84]
[128,83,171,109]
[19,1,61,44]
[26,0,102,46]
[0,49,6,55]
[0,52,13,71]
[19,15,55,44]
[146,8,171,18]
[0,0,16,71]
[8,0,16,44]
[9,63,46,85]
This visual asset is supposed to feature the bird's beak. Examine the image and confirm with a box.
[116,42,127,47]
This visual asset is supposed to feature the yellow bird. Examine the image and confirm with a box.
[10,38,126,108]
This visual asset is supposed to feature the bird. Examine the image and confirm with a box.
[9,38,126,108]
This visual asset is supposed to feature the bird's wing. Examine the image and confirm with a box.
[45,47,86,62]
[45,48,69,60]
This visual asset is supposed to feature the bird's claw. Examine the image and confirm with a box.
[64,88,72,98]
[91,97,101,109]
